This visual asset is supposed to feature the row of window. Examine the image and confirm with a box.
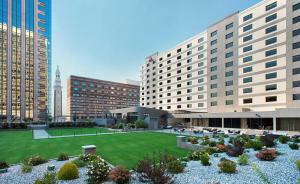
[243,96,277,104]
[242,1,277,23]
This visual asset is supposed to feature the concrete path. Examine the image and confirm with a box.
[33,129,50,139]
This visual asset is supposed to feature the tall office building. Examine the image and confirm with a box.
[0,0,51,122]
[141,0,300,131]
[53,66,62,121]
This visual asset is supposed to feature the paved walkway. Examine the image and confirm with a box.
[33,129,50,139]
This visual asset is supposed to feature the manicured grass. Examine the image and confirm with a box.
[0,130,188,169]
[46,127,113,136]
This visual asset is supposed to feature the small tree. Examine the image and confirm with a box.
[135,120,148,129]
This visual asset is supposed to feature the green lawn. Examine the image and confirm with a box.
[0,130,189,169]
[46,127,113,136]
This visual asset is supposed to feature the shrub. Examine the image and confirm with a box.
[57,162,79,180]
[218,138,225,145]
[218,158,236,173]
[23,156,47,166]
[135,120,148,129]
[209,141,217,147]
[237,153,248,165]
[72,158,86,168]
[202,136,210,145]
[206,147,219,155]
[109,166,131,184]
[0,161,9,169]
[260,135,275,147]
[79,154,99,163]
[34,172,57,184]
[166,159,184,174]
[136,158,173,184]
[21,164,33,173]
[216,144,226,152]
[278,136,290,144]
[295,160,300,171]
[200,152,210,166]
[256,149,276,161]
[289,143,299,150]
[188,151,202,160]
[87,157,110,184]
[57,153,69,161]
[187,137,198,144]
[293,138,300,143]
[226,140,244,157]
[244,139,262,151]
[235,135,250,145]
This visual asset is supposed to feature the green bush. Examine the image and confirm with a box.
[166,159,184,174]
[237,153,248,165]
[34,172,57,184]
[21,164,33,173]
[244,139,262,151]
[72,158,86,168]
[188,151,202,160]
[57,153,69,161]
[218,158,237,173]
[0,161,9,169]
[289,143,299,150]
[135,120,148,129]
[87,157,110,184]
[23,156,47,166]
[295,160,300,171]
[57,162,79,180]
[209,141,217,147]
[206,147,219,155]
[293,138,300,143]
[199,152,210,166]
[278,136,290,144]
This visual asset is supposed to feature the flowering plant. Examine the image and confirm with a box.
[87,157,110,184]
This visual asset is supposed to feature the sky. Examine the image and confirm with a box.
[52,0,261,115]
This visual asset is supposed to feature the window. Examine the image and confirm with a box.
[177,105,181,109]
[187,43,192,48]
[187,66,192,71]
[211,48,217,54]
[198,54,204,59]
[198,86,204,91]
[211,66,217,72]
[266,2,277,11]
[177,98,181,102]
[211,39,217,45]
[243,56,253,63]
[211,30,217,37]
[225,52,233,58]
[187,58,192,63]
[225,71,233,77]
[198,37,204,43]
[226,32,233,39]
[293,3,300,11]
[226,80,233,86]
[293,68,300,75]
[198,95,204,99]
[198,78,204,83]
[211,75,217,80]
[177,63,181,67]
[226,22,234,30]
[293,94,300,100]
[226,61,233,67]
[198,62,204,67]
[265,49,277,57]
[265,60,277,68]
[266,84,277,91]
[243,88,252,94]
[198,103,204,107]
[187,89,192,93]
[211,84,217,89]
[211,101,217,106]
[167,53,171,57]
[198,70,204,75]
[211,93,217,98]
[226,100,233,105]
[266,96,277,102]
[177,48,181,53]
[226,42,233,49]
[187,74,192,78]
[243,66,252,73]
[243,77,252,83]
[243,24,253,32]
[226,90,233,96]
[243,98,253,104]
[198,46,204,51]
[293,55,300,62]
[266,72,277,79]
[293,42,300,49]
[187,51,192,56]
[177,55,181,60]
[293,29,300,37]
[265,13,277,23]
[211,57,217,63]
[266,25,277,34]
[294,81,300,88]
[243,35,253,42]
[243,45,253,52]
[293,16,300,24]
[243,14,253,22]
[265,37,277,45]
[167,60,171,64]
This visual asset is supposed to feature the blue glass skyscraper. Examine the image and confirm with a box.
[0,0,51,122]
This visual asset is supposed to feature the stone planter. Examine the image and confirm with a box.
[0,168,8,174]
[82,145,96,155]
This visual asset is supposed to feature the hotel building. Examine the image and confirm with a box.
[141,0,300,131]
[67,76,140,120]
[0,0,51,122]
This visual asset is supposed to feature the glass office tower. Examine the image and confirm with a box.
[0,0,51,122]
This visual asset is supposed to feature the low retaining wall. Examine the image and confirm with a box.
[176,136,208,151]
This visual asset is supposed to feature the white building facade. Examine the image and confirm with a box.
[53,66,62,121]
